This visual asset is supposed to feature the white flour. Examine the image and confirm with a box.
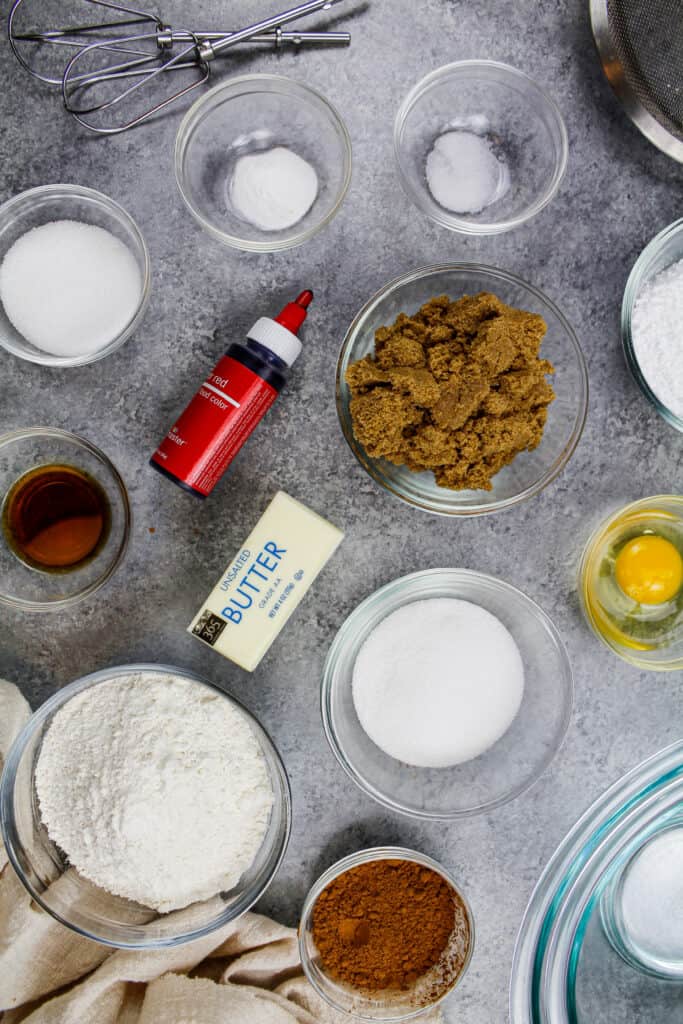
[230,146,318,231]
[35,672,273,912]
[631,258,683,420]
[426,129,510,215]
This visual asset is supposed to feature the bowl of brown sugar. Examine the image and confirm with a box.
[336,264,588,516]
[298,847,473,1020]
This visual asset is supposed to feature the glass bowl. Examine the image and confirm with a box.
[622,218,683,432]
[0,184,150,367]
[0,427,131,611]
[578,495,683,671]
[510,740,683,1024]
[175,74,352,252]
[298,846,474,1021]
[321,569,573,819]
[394,61,568,235]
[0,663,292,949]
[336,264,588,516]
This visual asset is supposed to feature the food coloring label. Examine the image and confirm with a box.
[151,356,277,496]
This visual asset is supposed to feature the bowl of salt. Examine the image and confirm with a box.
[0,184,150,367]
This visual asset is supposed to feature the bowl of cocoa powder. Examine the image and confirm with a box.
[298,847,474,1020]
[337,264,588,516]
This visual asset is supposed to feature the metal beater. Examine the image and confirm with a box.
[8,0,353,134]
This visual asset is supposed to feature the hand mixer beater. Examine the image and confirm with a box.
[8,0,353,134]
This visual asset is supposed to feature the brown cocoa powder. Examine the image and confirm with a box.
[310,859,469,996]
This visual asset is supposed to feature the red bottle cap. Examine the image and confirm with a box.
[275,290,313,335]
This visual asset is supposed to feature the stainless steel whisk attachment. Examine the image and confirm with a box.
[8,0,353,135]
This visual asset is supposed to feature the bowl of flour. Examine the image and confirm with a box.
[0,665,291,947]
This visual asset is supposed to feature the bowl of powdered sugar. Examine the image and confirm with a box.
[0,664,291,947]
[175,75,352,253]
[0,185,150,367]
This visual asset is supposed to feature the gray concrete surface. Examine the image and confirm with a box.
[1,1,682,1020]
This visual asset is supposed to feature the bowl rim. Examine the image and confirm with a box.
[393,59,569,236]
[621,217,683,433]
[298,845,475,1021]
[0,183,151,367]
[0,426,131,611]
[335,262,589,516]
[320,568,575,820]
[0,662,293,949]
[174,72,353,253]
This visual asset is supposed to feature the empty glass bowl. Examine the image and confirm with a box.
[336,264,588,516]
[622,218,683,432]
[321,569,574,819]
[299,847,474,1021]
[394,61,568,235]
[175,74,352,252]
[0,664,292,948]
[0,427,130,611]
[0,184,150,367]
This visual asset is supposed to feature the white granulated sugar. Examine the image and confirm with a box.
[35,672,273,912]
[352,598,525,768]
[631,258,683,420]
[426,130,510,215]
[230,146,318,232]
[0,220,142,358]
[620,828,683,959]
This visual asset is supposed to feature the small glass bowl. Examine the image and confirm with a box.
[394,61,568,235]
[0,664,292,949]
[298,847,474,1021]
[336,264,588,516]
[622,218,683,432]
[321,569,573,819]
[175,74,352,252]
[0,184,150,367]
[0,427,131,611]
[578,495,683,670]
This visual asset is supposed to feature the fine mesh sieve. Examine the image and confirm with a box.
[590,0,683,161]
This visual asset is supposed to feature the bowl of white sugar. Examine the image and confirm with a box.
[0,664,291,948]
[175,75,352,252]
[321,569,573,819]
[0,184,150,367]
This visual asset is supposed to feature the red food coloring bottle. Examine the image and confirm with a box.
[150,290,313,498]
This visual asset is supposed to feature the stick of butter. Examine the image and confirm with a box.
[188,491,344,671]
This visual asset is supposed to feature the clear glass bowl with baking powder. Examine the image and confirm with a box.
[0,427,131,611]
[321,569,573,820]
[394,61,568,235]
[299,847,474,1020]
[175,74,352,252]
[621,218,683,433]
[0,664,292,949]
[0,184,150,367]
[337,264,588,516]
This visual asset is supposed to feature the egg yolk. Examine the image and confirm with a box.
[615,535,683,605]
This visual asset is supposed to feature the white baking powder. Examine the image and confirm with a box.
[0,220,142,358]
[35,672,273,912]
[620,828,683,960]
[230,146,318,232]
[426,130,510,215]
[352,598,525,768]
[631,258,683,420]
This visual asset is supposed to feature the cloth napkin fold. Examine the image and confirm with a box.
[0,679,443,1024]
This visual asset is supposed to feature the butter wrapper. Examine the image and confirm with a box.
[189,491,343,671]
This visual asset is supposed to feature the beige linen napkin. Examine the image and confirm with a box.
[0,679,443,1023]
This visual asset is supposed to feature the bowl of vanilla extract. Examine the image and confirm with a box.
[0,427,130,611]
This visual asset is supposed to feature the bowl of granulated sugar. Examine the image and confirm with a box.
[0,184,150,367]
[0,664,291,948]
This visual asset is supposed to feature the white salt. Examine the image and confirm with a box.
[230,146,319,232]
[426,130,510,215]
[0,220,142,359]
[352,598,525,768]
[631,258,683,420]
[620,828,683,961]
